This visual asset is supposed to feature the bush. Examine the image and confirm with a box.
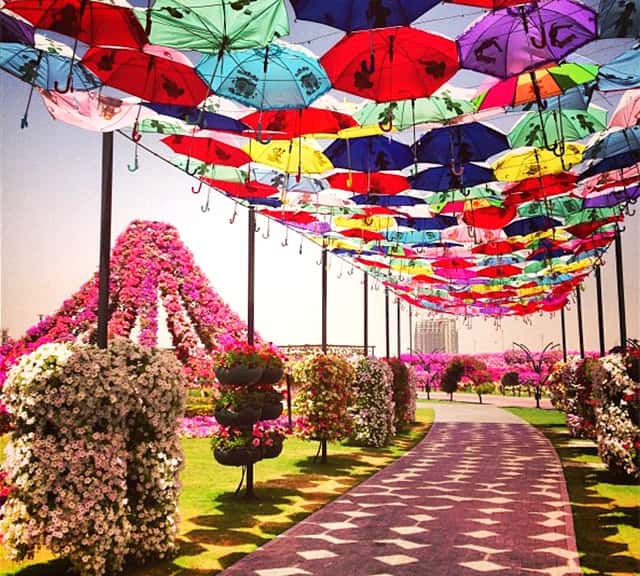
[349,357,395,447]
[0,340,186,575]
[385,358,415,432]
[501,371,519,392]
[441,358,465,399]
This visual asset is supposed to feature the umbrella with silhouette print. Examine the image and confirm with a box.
[324,135,414,172]
[598,0,640,39]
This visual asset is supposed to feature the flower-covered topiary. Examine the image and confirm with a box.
[292,354,356,448]
[0,339,186,575]
[349,357,395,447]
[385,358,415,432]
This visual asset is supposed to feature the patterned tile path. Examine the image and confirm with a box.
[221,403,580,576]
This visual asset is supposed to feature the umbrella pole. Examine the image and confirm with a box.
[409,304,413,357]
[320,240,328,464]
[576,287,585,359]
[560,307,567,362]
[97,132,113,350]
[245,205,256,499]
[595,266,606,356]
[363,272,369,357]
[614,226,627,350]
[396,297,401,357]
[385,287,390,358]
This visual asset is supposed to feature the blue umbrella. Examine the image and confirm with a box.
[598,45,640,91]
[394,215,458,230]
[324,135,414,171]
[527,247,572,261]
[350,194,425,206]
[0,12,34,45]
[142,102,249,132]
[0,41,101,128]
[598,0,640,38]
[578,151,640,179]
[385,230,441,243]
[513,85,593,113]
[415,122,509,166]
[583,184,640,207]
[290,0,440,31]
[196,42,331,113]
[579,125,640,178]
[504,216,562,236]
[410,163,495,192]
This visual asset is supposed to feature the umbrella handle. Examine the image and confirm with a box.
[262,219,271,240]
[191,180,203,194]
[450,159,464,176]
[201,188,211,212]
[184,157,199,176]
[131,121,142,143]
[378,117,393,132]
[53,75,73,95]
[347,266,354,276]
[229,204,238,224]
[256,119,272,145]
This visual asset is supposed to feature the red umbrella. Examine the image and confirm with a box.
[476,264,522,278]
[82,47,208,106]
[204,179,278,199]
[503,173,577,206]
[355,256,390,268]
[327,172,410,195]
[472,240,524,255]
[161,135,250,167]
[320,27,458,102]
[260,209,318,225]
[412,274,446,284]
[241,107,357,139]
[6,0,147,49]
[431,257,475,269]
[566,217,621,238]
[340,228,386,242]
[462,204,517,229]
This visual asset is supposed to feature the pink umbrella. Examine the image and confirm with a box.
[432,266,477,280]
[441,225,503,243]
[577,163,640,195]
[609,88,640,128]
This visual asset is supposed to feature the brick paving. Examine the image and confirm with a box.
[221,403,580,576]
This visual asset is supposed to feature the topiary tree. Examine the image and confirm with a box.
[385,358,415,432]
[501,371,519,395]
[292,354,355,464]
[441,358,465,401]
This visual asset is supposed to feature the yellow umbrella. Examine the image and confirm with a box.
[517,285,547,297]
[493,144,584,182]
[244,139,333,174]
[333,215,397,231]
[391,261,433,276]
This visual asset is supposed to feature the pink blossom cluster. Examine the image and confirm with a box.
[180,414,296,438]
[0,220,260,400]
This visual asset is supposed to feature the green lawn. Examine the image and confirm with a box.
[507,407,640,576]
[0,408,433,576]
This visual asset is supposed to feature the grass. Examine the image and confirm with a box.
[0,408,433,576]
[507,407,640,576]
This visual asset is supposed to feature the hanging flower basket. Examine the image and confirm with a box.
[214,406,261,427]
[259,365,284,385]
[213,445,262,467]
[216,366,263,387]
[261,401,283,421]
[262,437,284,459]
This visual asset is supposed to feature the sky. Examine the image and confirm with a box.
[0,1,638,355]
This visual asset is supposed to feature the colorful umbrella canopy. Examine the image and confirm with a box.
[161,134,251,167]
[475,63,599,111]
[138,0,289,52]
[508,106,607,149]
[598,0,640,39]
[324,135,414,172]
[320,27,458,102]
[289,0,440,31]
[241,107,357,139]
[196,41,331,110]
[82,46,208,106]
[458,0,597,79]
[354,90,476,130]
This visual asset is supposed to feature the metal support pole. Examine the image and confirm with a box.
[385,287,390,358]
[614,227,627,349]
[396,297,401,357]
[321,243,327,354]
[245,205,256,498]
[97,132,113,350]
[576,287,585,359]
[560,307,567,362]
[363,272,369,356]
[595,266,605,356]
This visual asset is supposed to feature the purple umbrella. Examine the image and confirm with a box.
[583,185,640,208]
[458,0,597,79]
[0,12,35,45]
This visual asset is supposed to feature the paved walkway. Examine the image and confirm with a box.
[221,403,580,576]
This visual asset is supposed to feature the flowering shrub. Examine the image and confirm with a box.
[0,339,186,575]
[349,357,395,447]
[292,354,355,442]
[385,358,415,432]
[592,354,640,480]
[547,361,567,410]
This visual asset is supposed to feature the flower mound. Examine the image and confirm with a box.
[293,354,355,442]
[0,339,186,575]
[350,357,395,447]
[385,358,416,432]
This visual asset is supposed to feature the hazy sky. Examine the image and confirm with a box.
[0,1,638,355]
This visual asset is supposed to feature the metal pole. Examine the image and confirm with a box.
[614,226,627,349]
[576,287,585,359]
[409,304,413,356]
[321,243,327,354]
[385,287,390,358]
[560,307,567,362]
[245,205,256,498]
[97,132,113,350]
[363,272,369,357]
[396,297,401,357]
[595,266,605,356]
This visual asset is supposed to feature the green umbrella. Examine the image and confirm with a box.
[508,106,607,149]
[564,206,622,226]
[172,157,247,181]
[517,196,584,219]
[139,118,191,134]
[137,0,289,53]
[424,185,501,210]
[354,91,476,131]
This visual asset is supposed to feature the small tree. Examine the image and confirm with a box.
[501,371,519,395]
[513,342,559,408]
[441,358,465,401]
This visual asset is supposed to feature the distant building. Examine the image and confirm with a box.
[414,316,458,354]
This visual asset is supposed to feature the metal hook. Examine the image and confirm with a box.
[201,188,211,212]
[262,219,271,240]
[191,180,203,194]
[229,204,238,224]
